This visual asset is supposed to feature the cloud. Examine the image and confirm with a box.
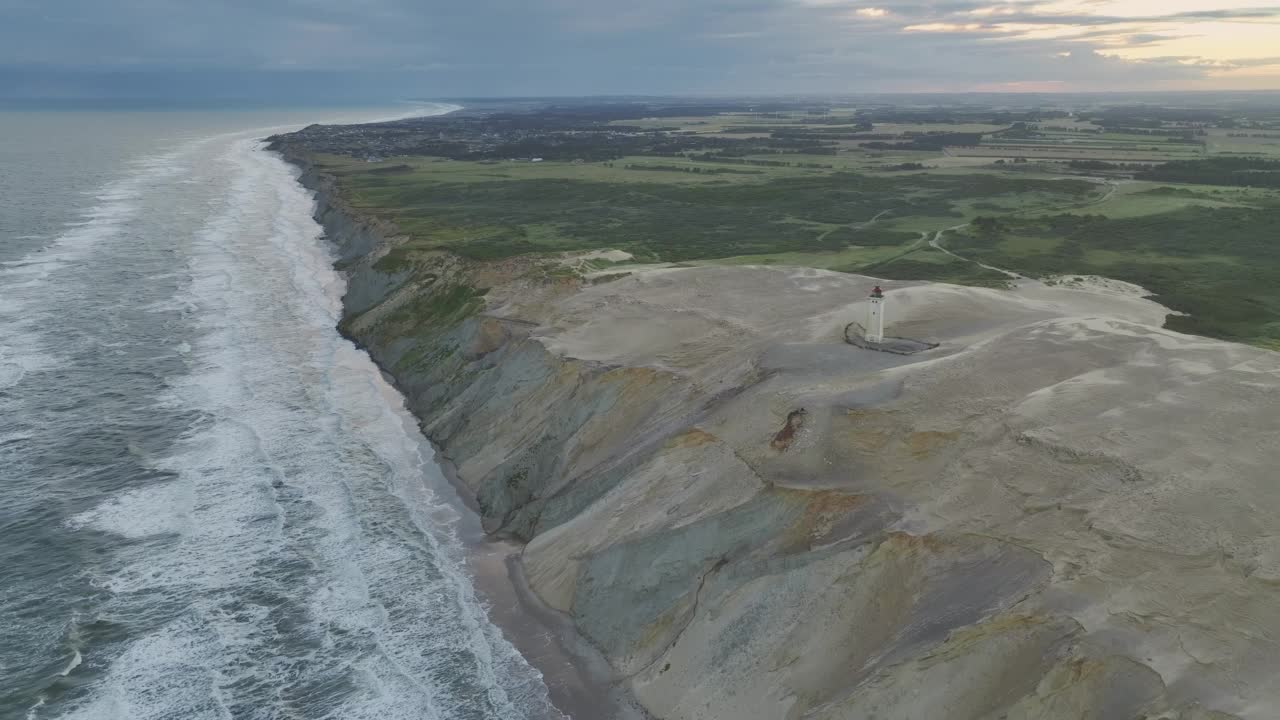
[1213,55,1280,68]
[971,79,1069,91]
[1125,33,1186,46]
[903,22,989,31]
[1170,7,1280,19]
[0,0,1277,97]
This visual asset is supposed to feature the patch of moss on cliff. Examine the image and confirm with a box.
[393,341,459,373]
[373,247,416,273]
[387,283,488,333]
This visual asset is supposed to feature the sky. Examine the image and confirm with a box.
[1,0,1278,101]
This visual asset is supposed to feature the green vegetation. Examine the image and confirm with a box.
[859,249,1011,288]
[953,207,1280,344]
[281,98,1280,348]
[623,163,763,175]
[1136,157,1280,188]
[385,283,488,334]
[322,157,1094,263]
[689,244,904,270]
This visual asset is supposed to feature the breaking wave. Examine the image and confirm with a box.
[1,107,559,720]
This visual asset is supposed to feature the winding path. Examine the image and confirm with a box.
[818,208,895,244]
[927,224,1027,282]
[923,177,1120,286]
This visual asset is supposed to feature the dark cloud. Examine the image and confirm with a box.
[1171,7,1280,19]
[887,6,1280,29]
[1125,33,1186,46]
[1217,55,1280,68]
[0,0,1276,98]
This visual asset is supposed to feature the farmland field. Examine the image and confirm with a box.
[275,97,1280,346]
[945,144,1203,162]
[946,201,1280,346]
[316,152,1097,264]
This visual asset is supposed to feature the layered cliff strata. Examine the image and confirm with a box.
[290,156,1277,720]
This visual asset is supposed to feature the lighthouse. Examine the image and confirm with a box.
[866,285,886,343]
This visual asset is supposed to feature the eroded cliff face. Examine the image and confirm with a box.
[288,154,1275,720]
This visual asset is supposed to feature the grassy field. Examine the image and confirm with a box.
[1047,183,1257,218]
[326,155,810,185]
[688,244,907,271]
[305,105,1280,348]
[947,145,1202,162]
[1203,129,1280,158]
[949,203,1280,346]
[317,153,1096,268]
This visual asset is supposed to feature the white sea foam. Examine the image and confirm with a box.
[53,110,559,720]
[0,345,54,381]
[0,431,34,446]
[55,615,230,720]
[0,144,198,377]
[66,481,193,539]
[0,362,25,389]
[58,651,82,677]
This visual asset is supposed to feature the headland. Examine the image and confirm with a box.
[268,97,1280,720]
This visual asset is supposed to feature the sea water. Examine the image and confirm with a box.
[0,106,562,720]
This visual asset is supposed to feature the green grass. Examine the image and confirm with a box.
[1022,181,1265,220]
[952,207,1280,345]
[384,283,488,334]
[860,247,1011,288]
[317,155,1093,264]
[322,154,799,186]
[994,234,1062,255]
[311,113,1280,348]
[688,245,905,270]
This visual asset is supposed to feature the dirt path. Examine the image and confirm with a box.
[859,209,893,227]
[1047,176,1119,209]
[1092,179,1119,206]
[922,177,1119,285]
[928,223,1029,283]
[818,208,894,243]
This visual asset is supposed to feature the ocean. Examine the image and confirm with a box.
[0,106,563,720]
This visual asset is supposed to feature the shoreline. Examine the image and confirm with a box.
[262,109,640,719]
[322,201,640,716]
[425,441,647,720]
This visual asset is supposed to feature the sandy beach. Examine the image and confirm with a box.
[426,450,647,720]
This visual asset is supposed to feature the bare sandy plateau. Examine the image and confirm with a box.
[453,263,1278,720]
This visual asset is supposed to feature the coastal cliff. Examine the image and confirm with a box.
[280,148,1277,720]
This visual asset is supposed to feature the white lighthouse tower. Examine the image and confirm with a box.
[866,285,886,343]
